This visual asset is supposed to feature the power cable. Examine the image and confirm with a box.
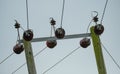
[34,46,47,57]
[100,0,108,24]
[0,52,14,65]
[50,25,53,37]
[60,0,65,28]
[101,43,120,70]
[42,46,80,74]
[11,62,26,74]
[17,28,21,42]
[26,0,30,29]
[11,46,47,74]
[86,19,93,33]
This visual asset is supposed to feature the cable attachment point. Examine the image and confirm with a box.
[92,11,99,23]
[50,17,56,26]
[14,20,20,29]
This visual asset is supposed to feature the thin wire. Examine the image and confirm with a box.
[53,25,56,34]
[11,62,26,74]
[50,25,52,37]
[16,35,19,44]
[11,47,47,74]
[0,52,14,65]
[20,26,25,31]
[34,46,47,57]
[17,29,20,41]
[86,19,93,33]
[101,43,120,70]
[100,0,108,24]
[91,11,98,18]
[26,0,30,29]
[86,11,98,34]
[60,0,65,28]
[42,46,80,74]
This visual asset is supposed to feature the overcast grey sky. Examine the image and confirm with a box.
[0,0,120,74]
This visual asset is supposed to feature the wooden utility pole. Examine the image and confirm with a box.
[90,26,107,74]
[23,39,37,74]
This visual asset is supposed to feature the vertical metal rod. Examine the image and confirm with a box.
[90,26,107,74]
[23,39,37,74]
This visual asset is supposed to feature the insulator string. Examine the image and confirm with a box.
[0,52,14,65]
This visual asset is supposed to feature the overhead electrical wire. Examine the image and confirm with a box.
[101,43,120,70]
[42,46,80,74]
[26,0,30,29]
[86,19,93,33]
[0,52,14,65]
[11,46,47,74]
[50,25,53,37]
[17,28,21,41]
[34,47,47,57]
[60,0,65,28]
[100,0,108,24]
[100,0,120,71]
[11,62,26,74]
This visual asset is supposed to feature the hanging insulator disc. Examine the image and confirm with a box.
[23,29,33,41]
[13,43,24,54]
[55,28,65,39]
[94,24,104,35]
[46,40,57,48]
[80,38,91,48]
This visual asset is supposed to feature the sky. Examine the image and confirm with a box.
[0,0,120,74]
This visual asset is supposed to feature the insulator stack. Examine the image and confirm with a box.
[80,38,91,48]
[46,40,57,48]
[23,29,34,41]
[55,28,65,39]
[13,43,24,54]
[94,24,104,35]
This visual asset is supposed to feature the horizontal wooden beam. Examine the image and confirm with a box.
[19,33,91,43]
